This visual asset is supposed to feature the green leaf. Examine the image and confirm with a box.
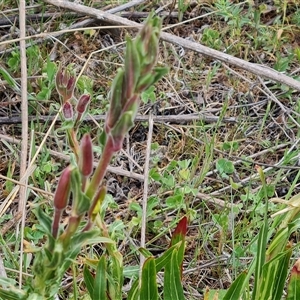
[107,68,124,128]
[216,158,235,175]
[156,243,180,272]
[268,246,292,300]
[169,217,187,278]
[0,66,19,92]
[111,111,135,141]
[93,256,106,300]
[166,193,183,208]
[252,222,268,300]
[140,257,158,300]
[141,86,156,104]
[46,241,64,269]
[34,206,52,235]
[46,59,57,83]
[138,247,153,259]
[36,86,52,101]
[136,72,155,92]
[163,249,185,300]
[70,229,102,248]
[107,253,123,299]
[83,266,94,297]
[98,129,107,150]
[151,67,169,84]
[223,271,247,300]
[0,285,27,300]
[124,37,140,99]
[127,278,140,300]
[71,168,90,215]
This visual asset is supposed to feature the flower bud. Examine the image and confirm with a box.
[55,68,76,102]
[76,94,91,114]
[124,37,140,99]
[110,111,134,151]
[62,101,73,120]
[78,133,93,177]
[53,166,72,211]
[106,69,124,130]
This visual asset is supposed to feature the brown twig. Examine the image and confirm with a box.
[140,112,153,270]
[0,113,236,125]
[18,0,29,287]
[0,133,144,181]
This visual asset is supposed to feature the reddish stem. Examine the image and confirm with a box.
[52,210,62,239]
[85,136,115,200]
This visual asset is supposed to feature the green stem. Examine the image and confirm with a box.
[67,128,79,161]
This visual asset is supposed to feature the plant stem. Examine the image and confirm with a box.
[85,136,114,200]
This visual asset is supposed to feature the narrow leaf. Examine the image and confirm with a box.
[170,216,188,278]
[83,265,95,297]
[164,249,185,300]
[156,243,180,272]
[223,271,247,300]
[93,256,106,300]
[140,257,158,300]
[127,278,139,300]
[252,222,268,300]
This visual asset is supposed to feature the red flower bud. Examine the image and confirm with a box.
[78,133,93,177]
[53,166,72,210]
[62,101,73,120]
[67,76,76,91]
[55,68,76,102]
[76,94,91,114]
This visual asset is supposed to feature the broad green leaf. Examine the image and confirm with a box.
[83,266,94,297]
[140,257,158,300]
[163,249,185,300]
[155,243,180,272]
[93,256,106,300]
[216,158,235,175]
[223,271,247,300]
[128,245,182,300]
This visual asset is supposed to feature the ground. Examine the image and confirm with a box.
[1,0,300,299]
